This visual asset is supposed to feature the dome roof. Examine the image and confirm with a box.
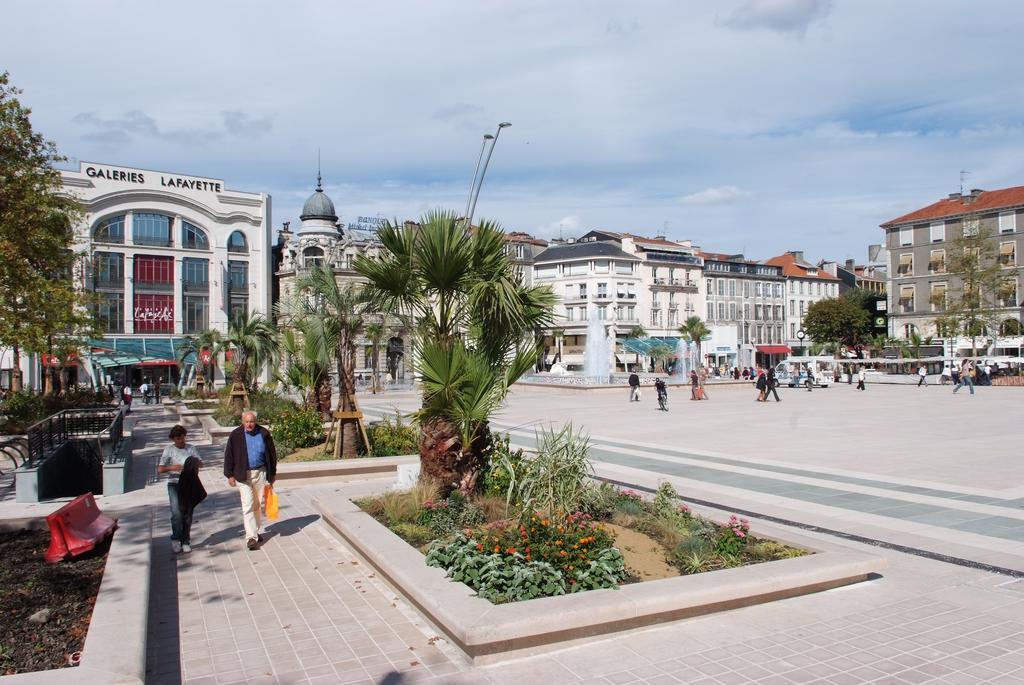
[300,175,338,222]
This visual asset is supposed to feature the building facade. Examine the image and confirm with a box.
[766,251,841,354]
[38,161,272,389]
[881,186,1023,357]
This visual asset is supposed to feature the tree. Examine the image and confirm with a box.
[896,331,934,361]
[678,316,710,366]
[0,72,95,391]
[648,341,674,373]
[866,333,891,359]
[178,328,223,395]
[625,325,647,369]
[356,210,555,495]
[939,224,1013,356]
[802,296,871,349]
[363,320,386,394]
[223,312,278,410]
[293,266,366,457]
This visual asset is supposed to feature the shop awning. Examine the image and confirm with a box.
[86,337,196,368]
[620,337,681,354]
[756,345,792,355]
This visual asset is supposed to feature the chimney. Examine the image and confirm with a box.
[845,258,855,270]
[789,250,804,262]
[963,188,984,205]
[655,235,666,241]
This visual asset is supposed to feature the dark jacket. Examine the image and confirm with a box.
[628,373,640,387]
[766,368,777,388]
[223,424,277,483]
[177,456,207,513]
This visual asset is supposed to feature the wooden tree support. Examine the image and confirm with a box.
[325,393,371,458]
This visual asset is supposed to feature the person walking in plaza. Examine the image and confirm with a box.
[765,366,781,402]
[159,425,205,553]
[755,366,767,401]
[953,361,975,395]
[121,384,133,414]
[689,369,700,400]
[698,366,710,400]
[139,379,149,405]
[940,365,952,385]
[224,411,278,550]
[628,372,641,402]
[917,365,927,387]
[155,376,164,403]
[856,366,866,391]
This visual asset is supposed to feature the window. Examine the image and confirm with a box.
[567,262,589,276]
[579,307,588,320]
[134,293,173,332]
[743,281,750,297]
[790,322,796,339]
[930,283,946,312]
[1000,211,1017,234]
[999,242,1016,267]
[565,307,575,321]
[616,282,626,298]
[718,302,726,319]
[615,261,632,274]
[999,278,1018,308]
[789,299,795,315]
[899,285,915,313]
[789,281,794,294]
[717,279,725,295]
[764,305,772,321]
[535,265,557,279]
[515,244,525,259]
[775,305,783,320]
[627,305,635,321]
[729,302,737,320]
[615,306,624,320]
[729,280,736,296]
[1000,319,1022,335]
[228,260,249,320]
[754,304,762,320]
[902,324,918,338]
[597,306,607,320]
[93,215,125,244]
[182,258,208,291]
[900,227,913,246]
[755,282,762,297]
[667,309,676,327]
[706,279,712,294]
[303,247,325,269]
[564,284,574,300]
[597,282,608,298]
[133,213,172,246]
[95,292,124,333]
[183,295,208,333]
[227,230,250,253]
[963,217,979,237]
[815,282,821,296]
[595,260,609,273]
[930,222,945,243]
[898,253,913,276]
[799,301,806,315]
[743,303,750,320]
[134,255,173,287]
[627,283,636,299]
[93,252,124,289]
[651,267,659,281]
[707,302,714,320]
[181,221,209,250]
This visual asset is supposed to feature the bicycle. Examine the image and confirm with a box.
[657,390,668,411]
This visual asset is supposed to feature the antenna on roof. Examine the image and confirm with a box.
[960,170,970,196]
[317,149,322,189]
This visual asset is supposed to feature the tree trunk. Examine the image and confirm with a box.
[418,417,490,497]
[338,341,358,458]
[11,346,22,392]
[371,344,379,394]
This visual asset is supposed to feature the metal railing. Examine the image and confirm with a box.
[24,407,122,468]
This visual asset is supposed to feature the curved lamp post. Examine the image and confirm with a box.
[462,134,494,227]
[466,122,511,229]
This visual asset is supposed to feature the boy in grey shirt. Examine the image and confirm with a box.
[159,425,203,552]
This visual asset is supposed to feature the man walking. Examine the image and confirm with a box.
[628,372,641,401]
[698,366,710,400]
[917,365,927,387]
[856,366,866,391]
[953,362,975,395]
[765,366,781,402]
[223,411,278,550]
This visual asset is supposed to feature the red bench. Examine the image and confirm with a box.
[44,493,118,564]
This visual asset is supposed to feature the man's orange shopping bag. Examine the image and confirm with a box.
[263,484,279,520]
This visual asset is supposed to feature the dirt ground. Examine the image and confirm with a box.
[0,530,107,675]
[604,523,679,581]
[280,442,336,462]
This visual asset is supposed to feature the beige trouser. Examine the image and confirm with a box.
[238,467,266,541]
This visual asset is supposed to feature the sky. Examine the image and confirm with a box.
[4,0,1024,263]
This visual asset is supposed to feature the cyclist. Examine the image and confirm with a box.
[654,378,668,411]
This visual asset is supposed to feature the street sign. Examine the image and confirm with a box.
[874,315,886,328]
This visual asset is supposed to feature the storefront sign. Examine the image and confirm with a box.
[134,305,172,322]
[134,293,174,332]
[85,165,222,192]
[200,349,213,365]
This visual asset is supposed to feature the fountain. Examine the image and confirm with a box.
[582,312,612,383]
[674,337,696,379]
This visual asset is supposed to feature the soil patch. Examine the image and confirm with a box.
[604,523,679,581]
[281,442,337,462]
[0,529,108,675]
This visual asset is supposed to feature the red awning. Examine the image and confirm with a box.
[136,360,177,367]
[755,345,792,355]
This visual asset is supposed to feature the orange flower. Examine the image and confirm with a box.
[506,547,517,555]
[476,544,484,551]
[541,519,549,526]
[493,545,501,553]
[560,550,568,556]
[555,540,563,546]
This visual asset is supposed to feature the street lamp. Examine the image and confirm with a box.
[462,134,494,227]
[466,122,511,229]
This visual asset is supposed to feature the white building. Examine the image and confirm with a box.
[765,251,841,353]
[54,161,271,389]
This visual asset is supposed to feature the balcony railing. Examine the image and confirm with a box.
[645,253,702,266]
[133,236,174,247]
[93,277,124,290]
[183,280,209,293]
[133,279,174,293]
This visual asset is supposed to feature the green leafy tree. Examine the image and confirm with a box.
[648,341,674,373]
[356,210,555,495]
[940,223,1014,356]
[802,295,871,349]
[224,312,278,410]
[292,266,366,457]
[0,71,95,391]
[678,316,710,366]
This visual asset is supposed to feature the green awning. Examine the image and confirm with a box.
[621,337,681,354]
[87,337,196,367]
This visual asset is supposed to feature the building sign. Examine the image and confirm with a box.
[134,294,174,333]
[84,165,223,192]
[348,215,385,232]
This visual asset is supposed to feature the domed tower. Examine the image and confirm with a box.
[298,172,340,236]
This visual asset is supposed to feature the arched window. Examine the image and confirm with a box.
[133,213,172,246]
[227,231,248,253]
[93,215,125,244]
[303,247,325,269]
[181,221,209,250]
[1000,319,1022,336]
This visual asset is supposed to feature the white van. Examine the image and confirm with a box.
[774,356,837,388]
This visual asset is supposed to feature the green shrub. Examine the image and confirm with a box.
[359,411,418,457]
[1,391,45,426]
[572,547,627,592]
[390,522,435,547]
[417,490,485,537]
[503,423,592,518]
[273,407,324,453]
[714,516,750,557]
[482,432,525,498]
[578,481,619,519]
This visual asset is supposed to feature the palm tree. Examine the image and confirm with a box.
[178,328,223,395]
[356,210,555,495]
[678,316,710,367]
[897,331,934,361]
[294,266,366,457]
[364,320,386,394]
[276,328,330,415]
[224,312,278,410]
[866,332,890,359]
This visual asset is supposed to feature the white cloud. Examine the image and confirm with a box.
[679,186,750,206]
[722,0,833,35]
[535,215,581,239]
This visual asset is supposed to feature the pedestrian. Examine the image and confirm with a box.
[698,366,710,400]
[139,379,149,405]
[158,425,205,553]
[847,364,853,385]
[155,376,163,403]
[765,366,781,402]
[121,384,133,414]
[755,366,767,401]
[806,366,815,392]
[856,366,866,391]
[628,371,641,402]
[954,362,976,395]
[741,367,750,380]
[917,365,927,387]
[689,369,700,400]
[940,366,951,385]
[223,411,278,550]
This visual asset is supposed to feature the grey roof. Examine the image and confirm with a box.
[300,175,338,222]
[534,241,640,263]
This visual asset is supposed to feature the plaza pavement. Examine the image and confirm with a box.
[0,382,1021,684]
